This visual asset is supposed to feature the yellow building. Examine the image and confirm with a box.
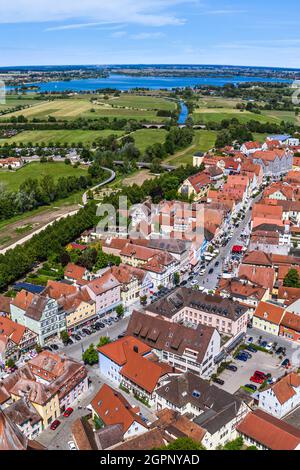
[253,301,285,336]
[62,290,96,330]
[179,171,211,201]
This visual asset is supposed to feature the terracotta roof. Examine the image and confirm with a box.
[242,141,262,150]
[187,172,211,193]
[238,265,275,291]
[87,271,120,295]
[254,301,285,325]
[11,290,35,311]
[0,408,28,450]
[252,149,286,162]
[237,409,300,450]
[281,311,300,332]
[0,295,12,315]
[112,428,166,451]
[0,317,26,345]
[43,280,77,300]
[269,373,300,405]
[151,409,206,442]
[110,264,146,285]
[242,251,273,267]
[91,384,146,433]
[278,286,300,305]
[120,243,158,261]
[217,279,266,301]
[98,336,151,366]
[71,417,95,450]
[64,263,87,281]
[278,265,300,283]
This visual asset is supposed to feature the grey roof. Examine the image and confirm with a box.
[156,372,243,422]
[148,238,188,255]
[25,295,49,321]
[194,401,241,435]
[146,287,247,322]
[4,397,42,427]
[126,310,216,364]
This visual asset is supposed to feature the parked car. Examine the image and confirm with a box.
[236,354,248,362]
[180,280,188,286]
[276,347,285,355]
[246,345,257,353]
[50,344,59,351]
[261,341,268,348]
[282,358,291,368]
[50,420,61,431]
[265,342,273,351]
[212,377,224,386]
[208,268,214,275]
[73,334,81,341]
[225,364,238,372]
[113,317,119,322]
[215,261,220,267]
[247,337,254,343]
[240,350,252,359]
[68,441,77,451]
[94,324,101,331]
[190,280,198,287]
[63,407,74,418]
[250,375,264,384]
[245,384,257,392]
[82,328,92,335]
[99,322,106,329]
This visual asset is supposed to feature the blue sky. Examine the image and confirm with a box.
[1,0,300,67]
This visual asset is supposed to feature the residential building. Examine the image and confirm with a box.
[251,149,293,179]
[90,384,148,441]
[237,409,300,450]
[109,264,153,306]
[179,171,211,201]
[3,397,43,440]
[155,372,249,450]
[85,271,121,317]
[126,310,221,378]
[0,317,37,367]
[64,263,92,286]
[258,373,300,419]
[253,301,285,335]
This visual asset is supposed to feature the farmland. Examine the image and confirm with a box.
[0,162,88,191]
[1,93,176,122]
[0,129,124,146]
[131,129,167,153]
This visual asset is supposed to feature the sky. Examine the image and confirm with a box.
[1,0,300,68]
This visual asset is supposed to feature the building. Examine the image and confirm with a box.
[258,373,300,419]
[240,141,263,157]
[0,351,88,428]
[217,278,268,313]
[85,271,121,317]
[0,317,37,367]
[109,264,152,306]
[0,407,45,450]
[97,336,174,405]
[10,291,64,346]
[126,310,221,378]
[251,149,293,179]
[58,289,96,332]
[179,171,211,201]
[237,409,300,450]
[145,287,249,344]
[90,384,148,441]
[253,301,285,335]
[64,263,92,286]
[3,397,43,440]
[279,311,300,342]
[155,372,249,449]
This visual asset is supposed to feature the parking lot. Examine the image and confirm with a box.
[217,350,285,395]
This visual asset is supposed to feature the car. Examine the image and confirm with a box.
[265,342,273,351]
[208,268,214,275]
[199,270,206,276]
[99,322,106,328]
[245,384,257,392]
[43,346,53,352]
[225,364,238,372]
[64,338,74,346]
[240,350,252,359]
[73,334,81,341]
[180,280,188,286]
[282,358,291,368]
[63,407,74,417]
[215,261,220,267]
[82,328,92,335]
[113,317,119,322]
[212,377,224,386]
[247,337,254,344]
[50,344,59,350]
[90,325,97,332]
[260,340,268,348]
[250,375,264,384]
[68,441,77,451]
[276,347,284,355]
[190,280,198,287]
[245,345,257,353]
[94,324,101,331]
[50,420,61,431]
[79,331,87,337]
[236,354,248,362]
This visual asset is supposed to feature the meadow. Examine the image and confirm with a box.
[0,162,88,191]
[131,129,168,153]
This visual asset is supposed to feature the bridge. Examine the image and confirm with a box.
[113,161,176,171]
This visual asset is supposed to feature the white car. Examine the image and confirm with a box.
[190,280,198,287]
[265,342,273,351]
[68,441,77,450]
[199,269,206,276]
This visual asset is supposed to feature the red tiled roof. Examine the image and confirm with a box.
[237,409,300,450]
[97,336,151,366]
[254,301,285,325]
[64,263,87,281]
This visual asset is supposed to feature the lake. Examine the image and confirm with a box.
[15,73,292,93]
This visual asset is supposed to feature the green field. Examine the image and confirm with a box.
[0,162,88,191]
[0,129,124,146]
[166,130,218,166]
[0,94,43,113]
[1,94,175,123]
[131,129,167,153]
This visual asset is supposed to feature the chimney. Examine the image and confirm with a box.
[133,345,139,354]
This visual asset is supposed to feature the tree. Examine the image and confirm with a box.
[116,304,125,318]
[283,268,300,288]
[140,295,147,305]
[6,358,16,368]
[82,344,98,365]
[221,437,244,450]
[97,336,111,348]
[173,272,180,286]
[60,330,70,344]
[158,437,206,451]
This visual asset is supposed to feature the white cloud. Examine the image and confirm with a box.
[130,32,165,40]
[0,0,193,27]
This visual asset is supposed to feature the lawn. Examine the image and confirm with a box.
[131,129,167,153]
[165,130,217,166]
[0,162,88,191]
[0,94,43,113]
[193,108,281,125]
[103,94,176,111]
[0,129,124,146]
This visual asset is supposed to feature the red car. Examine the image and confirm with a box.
[50,420,61,430]
[250,375,264,384]
[63,407,74,418]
